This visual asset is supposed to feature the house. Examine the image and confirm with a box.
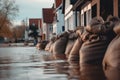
[29,18,42,42]
[42,8,54,40]
[62,0,79,31]
[21,19,29,42]
[53,0,65,35]
[72,0,120,26]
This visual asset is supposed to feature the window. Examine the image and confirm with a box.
[62,26,65,31]
[92,4,97,18]
[81,10,84,26]
[81,3,91,26]
[118,0,120,17]
[87,9,91,25]
[49,25,53,32]
[84,12,86,26]
[69,15,73,30]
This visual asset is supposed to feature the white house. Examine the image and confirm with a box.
[42,8,54,40]
[63,0,79,31]
[42,22,53,40]
[53,4,65,35]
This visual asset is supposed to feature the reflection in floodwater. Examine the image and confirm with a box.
[0,47,120,80]
[80,64,106,80]
[68,61,80,80]
[0,47,69,80]
[104,67,120,80]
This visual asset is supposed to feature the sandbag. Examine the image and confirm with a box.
[67,27,84,61]
[86,17,104,34]
[80,64,105,80]
[49,43,54,53]
[52,32,69,59]
[68,37,83,61]
[76,26,84,38]
[80,32,109,65]
[80,17,116,65]
[68,31,78,39]
[65,32,78,58]
[102,16,120,41]
[102,18,120,69]
[45,41,53,51]
[113,22,120,34]
[104,67,120,80]
[68,62,80,79]
[45,37,56,51]
[86,16,117,35]
[65,39,75,58]
[36,40,48,50]
[102,35,120,68]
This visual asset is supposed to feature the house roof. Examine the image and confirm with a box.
[29,18,42,28]
[42,8,54,23]
[55,0,62,8]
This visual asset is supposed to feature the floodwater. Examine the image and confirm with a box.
[0,47,120,80]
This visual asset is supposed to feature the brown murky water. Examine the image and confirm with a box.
[0,47,120,80]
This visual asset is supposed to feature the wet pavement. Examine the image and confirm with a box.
[0,47,120,80]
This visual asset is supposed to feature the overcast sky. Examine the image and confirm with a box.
[13,0,54,26]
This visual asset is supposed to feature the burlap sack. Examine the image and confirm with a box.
[102,17,120,68]
[52,32,69,59]
[45,41,53,51]
[80,17,116,65]
[45,37,56,51]
[103,22,120,68]
[65,32,78,58]
[113,22,120,34]
[104,67,120,80]
[49,43,54,53]
[68,37,83,61]
[80,33,109,65]
[65,40,76,58]
[36,41,48,50]
[80,64,105,80]
[67,27,84,61]
[86,17,104,34]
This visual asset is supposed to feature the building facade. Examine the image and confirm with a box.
[53,0,65,35]
[42,8,54,40]
[62,0,79,31]
[72,0,120,26]
[29,18,42,43]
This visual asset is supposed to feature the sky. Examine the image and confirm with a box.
[13,0,54,26]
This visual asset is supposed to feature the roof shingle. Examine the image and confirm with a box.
[42,8,54,23]
[29,18,42,28]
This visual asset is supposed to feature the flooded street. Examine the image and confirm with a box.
[0,47,120,80]
[0,47,69,80]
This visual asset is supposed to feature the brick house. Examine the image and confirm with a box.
[29,18,42,42]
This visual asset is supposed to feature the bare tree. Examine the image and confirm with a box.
[0,23,13,38]
[12,25,26,42]
[0,0,19,32]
